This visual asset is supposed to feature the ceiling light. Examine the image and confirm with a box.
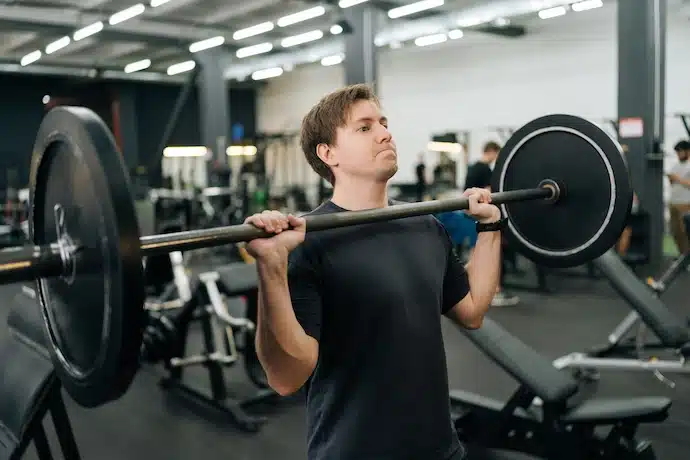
[124,59,151,73]
[73,21,103,41]
[163,146,208,157]
[321,54,344,66]
[277,6,326,27]
[189,36,225,53]
[167,60,196,75]
[281,30,324,48]
[109,3,146,26]
[571,0,603,12]
[448,29,463,39]
[45,36,70,55]
[20,50,41,66]
[252,67,284,80]
[236,42,273,58]
[388,0,444,19]
[492,17,510,26]
[233,22,274,40]
[538,6,567,19]
[150,0,170,6]
[414,33,447,47]
[339,0,369,7]
[330,24,343,35]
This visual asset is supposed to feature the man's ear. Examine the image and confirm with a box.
[317,143,338,167]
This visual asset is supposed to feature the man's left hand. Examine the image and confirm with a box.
[464,187,501,223]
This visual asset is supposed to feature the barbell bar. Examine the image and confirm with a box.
[9,106,632,409]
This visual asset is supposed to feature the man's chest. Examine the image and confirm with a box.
[316,221,448,320]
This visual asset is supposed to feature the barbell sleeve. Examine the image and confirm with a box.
[0,244,64,284]
[139,187,554,256]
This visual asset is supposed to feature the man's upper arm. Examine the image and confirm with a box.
[287,244,323,341]
[438,226,471,315]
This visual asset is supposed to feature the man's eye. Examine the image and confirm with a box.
[359,126,370,132]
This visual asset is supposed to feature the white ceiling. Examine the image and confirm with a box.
[0,0,670,83]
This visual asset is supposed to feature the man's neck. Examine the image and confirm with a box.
[330,179,389,211]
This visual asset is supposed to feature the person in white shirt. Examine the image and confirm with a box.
[667,140,690,254]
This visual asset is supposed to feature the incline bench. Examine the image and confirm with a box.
[450,317,669,459]
[0,286,80,460]
[553,249,690,379]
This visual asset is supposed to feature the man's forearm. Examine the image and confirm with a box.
[465,231,502,314]
[255,261,317,391]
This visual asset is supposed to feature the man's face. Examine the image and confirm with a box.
[677,149,689,162]
[485,148,499,162]
[322,99,398,184]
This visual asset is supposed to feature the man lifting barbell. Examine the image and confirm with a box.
[0,83,632,456]
[244,84,502,460]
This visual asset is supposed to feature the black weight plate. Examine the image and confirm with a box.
[29,106,146,407]
[492,114,632,268]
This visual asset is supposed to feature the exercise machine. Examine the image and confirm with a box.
[553,249,690,385]
[142,262,278,432]
[451,317,669,459]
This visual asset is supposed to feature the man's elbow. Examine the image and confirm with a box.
[464,314,484,329]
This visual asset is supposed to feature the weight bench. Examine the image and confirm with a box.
[156,262,278,433]
[553,249,690,382]
[450,317,669,459]
[0,286,80,460]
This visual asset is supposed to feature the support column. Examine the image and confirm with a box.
[115,84,140,171]
[196,50,230,165]
[343,5,378,89]
[617,0,666,271]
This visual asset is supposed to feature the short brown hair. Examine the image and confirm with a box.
[483,141,501,153]
[300,84,380,184]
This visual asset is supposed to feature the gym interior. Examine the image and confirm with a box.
[0,0,689,459]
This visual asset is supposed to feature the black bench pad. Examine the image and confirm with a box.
[450,390,670,426]
[561,397,671,425]
[214,263,258,296]
[462,317,578,404]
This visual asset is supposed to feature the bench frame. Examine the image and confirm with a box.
[451,384,661,460]
[553,252,690,384]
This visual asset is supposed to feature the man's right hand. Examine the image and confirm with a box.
[244,210,307,263]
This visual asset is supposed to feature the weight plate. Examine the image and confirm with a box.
[492,114,632,268]
[29,106,145,407]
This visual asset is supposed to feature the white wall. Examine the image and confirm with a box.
[258,2,690,187]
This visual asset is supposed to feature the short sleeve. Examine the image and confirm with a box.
[287,244,323,341]
[441,234,470,315]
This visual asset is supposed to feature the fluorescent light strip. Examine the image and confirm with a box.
[125,59,151,73]
[109,3,146,26]
[277,6,326,27]
[226,145,257,156]
[233,21,274,40]
[20,50,41,66]
[236,42,273,58]
[189,36,225,53]
[414,33,447,47]
[163,146,208,158]
[388,0,444,19]
[538,6,567,19]
[252,67,283,80]
[330,24,343,35]
[339,0,369,7]
[73,21,103,41]
[150,0,170,6]
[427,141,462,153]
[448,29,463,39]
[321,54,343,66]
[45,36,70,54]
[281,30,324,48]
[571,0,603,12]
[167,60,196,75]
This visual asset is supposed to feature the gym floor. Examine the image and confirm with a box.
[3,263,689,460]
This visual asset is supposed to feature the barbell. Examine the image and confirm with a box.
[2,106,632,408]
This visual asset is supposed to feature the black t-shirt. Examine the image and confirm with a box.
[464,162,493,190]
[287,200,471,460]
